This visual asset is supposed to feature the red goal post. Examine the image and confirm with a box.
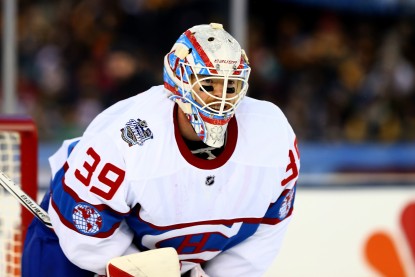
[0,116,38,276]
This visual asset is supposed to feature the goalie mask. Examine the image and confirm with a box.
[163,23,251,148]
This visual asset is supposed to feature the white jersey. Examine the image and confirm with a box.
[48,85,300,276]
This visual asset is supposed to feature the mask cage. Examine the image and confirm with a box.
[178,62,251,118]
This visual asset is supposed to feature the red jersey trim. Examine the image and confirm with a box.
[173,104,237,170]
[135,208,292,231]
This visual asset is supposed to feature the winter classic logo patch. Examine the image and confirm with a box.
[72,203,103,235]
[121,118,153,147]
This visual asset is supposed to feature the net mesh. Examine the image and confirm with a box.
[0,132,23,277]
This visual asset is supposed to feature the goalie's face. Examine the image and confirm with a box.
[190,74,244,117]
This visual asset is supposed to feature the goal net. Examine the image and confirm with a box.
[0,117,37,277]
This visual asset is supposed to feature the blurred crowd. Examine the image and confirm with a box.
[6,0,415,143]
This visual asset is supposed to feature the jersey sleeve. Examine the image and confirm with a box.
[204,119,300,277]
[48,133,139,275]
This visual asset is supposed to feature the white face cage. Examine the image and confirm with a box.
[180,63,250,119]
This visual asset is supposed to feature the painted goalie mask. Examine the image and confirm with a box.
[163,23,251,148]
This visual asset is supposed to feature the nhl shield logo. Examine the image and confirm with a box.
[206,175,215,186]
[121,118,153,147]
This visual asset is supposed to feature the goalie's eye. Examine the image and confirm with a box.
[226,87,235,94]
[200,85,214,92]
[194,75,241,96]
[200,78,214,85]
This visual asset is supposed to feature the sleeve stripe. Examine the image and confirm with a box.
[50,197,122,238]
[261,208,294,225]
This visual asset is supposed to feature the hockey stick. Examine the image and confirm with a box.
[0,170,52,228]
[0,170,180,276]
[107,247,180,277]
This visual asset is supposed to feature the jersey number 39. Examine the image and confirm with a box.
[75,147,125,200]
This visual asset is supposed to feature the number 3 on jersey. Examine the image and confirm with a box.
[281,138,300,187]
[75,147,125,200]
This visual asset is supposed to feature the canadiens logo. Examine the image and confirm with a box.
[121,118,153,147]
[72,203,102,235]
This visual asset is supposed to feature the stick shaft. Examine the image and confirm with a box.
[0,170,52,228]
